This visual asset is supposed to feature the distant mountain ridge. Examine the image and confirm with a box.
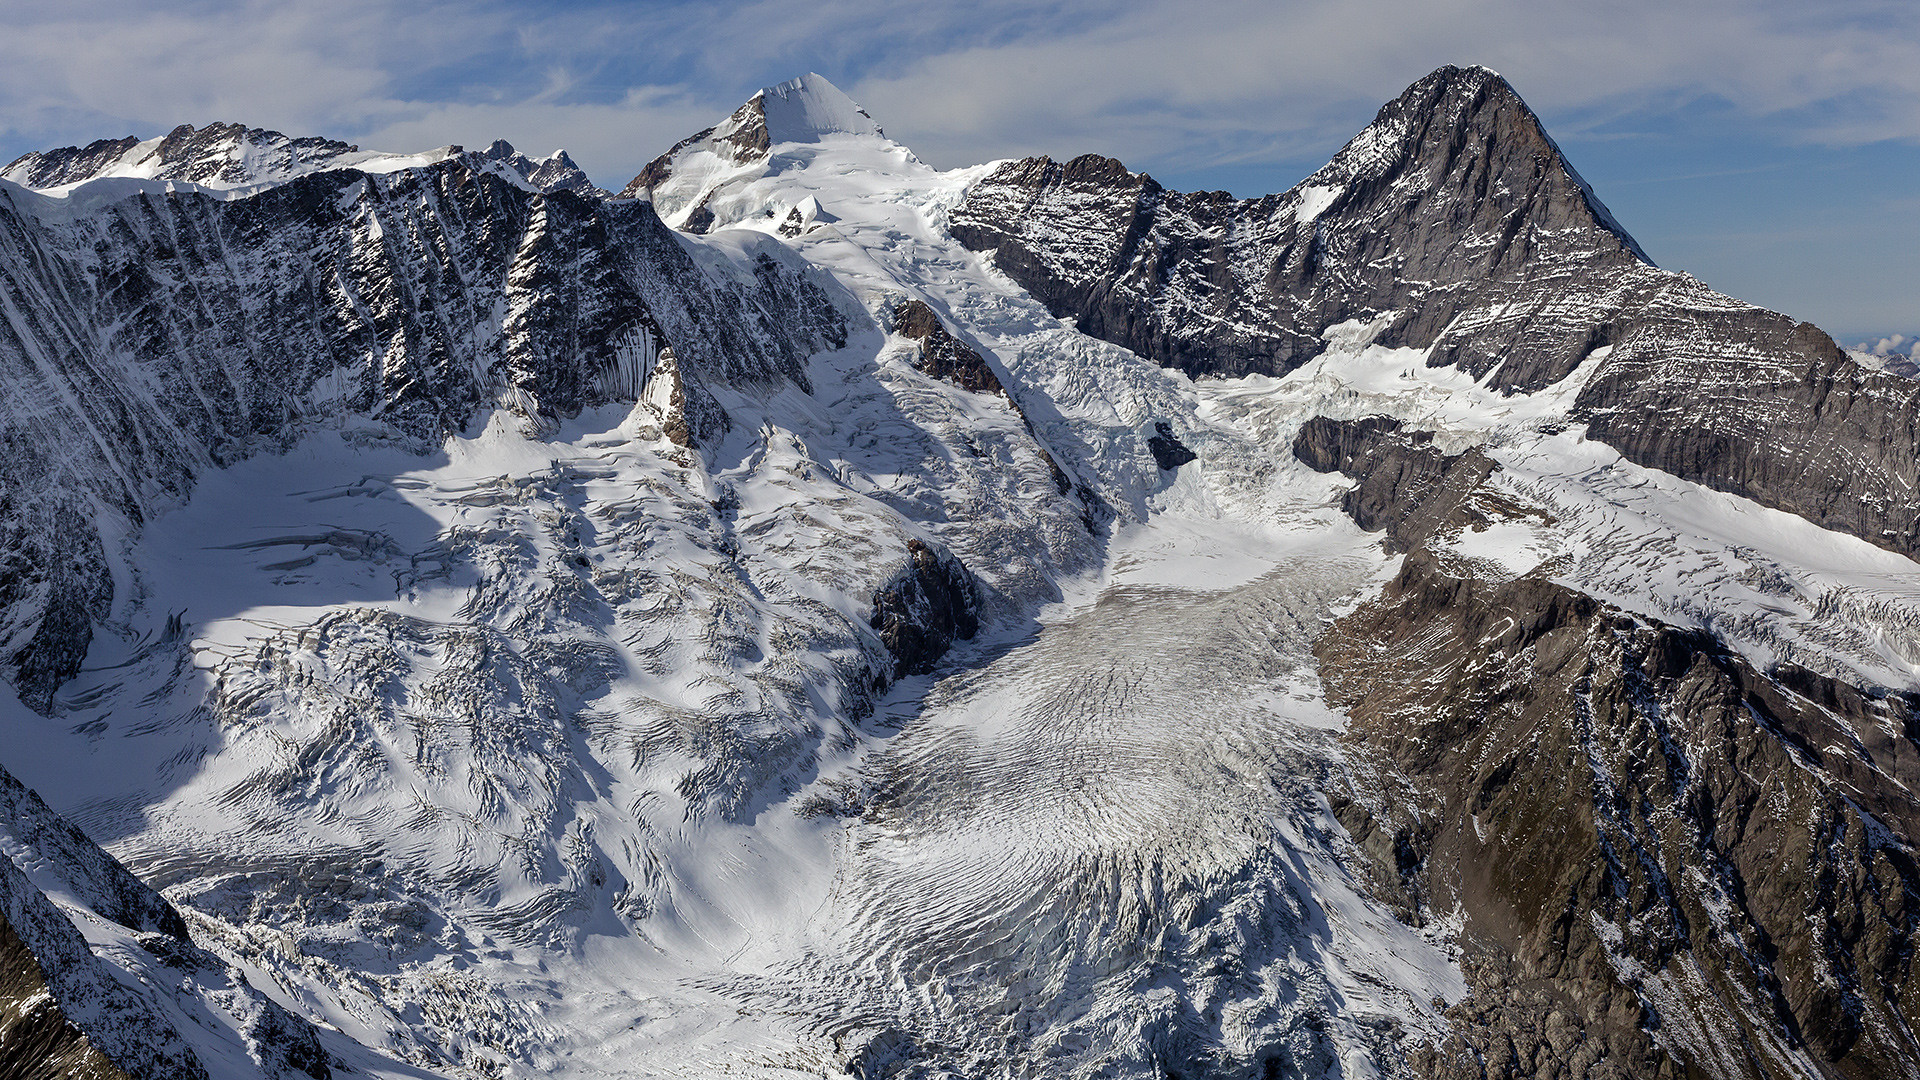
[2,121,603,197]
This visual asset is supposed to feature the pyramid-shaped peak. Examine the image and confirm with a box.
[1308,63,1649,263]
[1317,65,1534,182]
[753,72,882,144]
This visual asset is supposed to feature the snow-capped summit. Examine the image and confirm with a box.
[756,72,882,144]
[617,72,891,231]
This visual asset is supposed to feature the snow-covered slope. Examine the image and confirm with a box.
[0,68,1915,1080]
[617,72,886,232]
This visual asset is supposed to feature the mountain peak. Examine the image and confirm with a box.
[753,72,882,144]
[470,138,607,197]
[616,71,888,220]
[1311,63,1649,263]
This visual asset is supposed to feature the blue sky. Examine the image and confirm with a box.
[2,0,1913,342]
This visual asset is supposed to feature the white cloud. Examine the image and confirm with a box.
[4,0,1916,183]
[835,0,1920,172]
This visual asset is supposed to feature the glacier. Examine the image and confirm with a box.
[0,68,1914,1080]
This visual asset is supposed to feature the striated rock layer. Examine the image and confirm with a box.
[1302,416,1920,1080]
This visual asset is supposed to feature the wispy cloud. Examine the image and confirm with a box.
[3,0,1916,185]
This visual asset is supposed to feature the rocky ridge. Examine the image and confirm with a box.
[1301,415,1920,1080]
[3,123,604,198]
[950,65,1920,564]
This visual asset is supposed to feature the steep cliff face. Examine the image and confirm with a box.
[0,761,335,1080]
[1301,416,1920,1080]
[0,159,845,708]
[951,66,1920,565]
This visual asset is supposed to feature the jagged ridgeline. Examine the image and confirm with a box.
[0,146,846,709]
[0,61,1915,1080]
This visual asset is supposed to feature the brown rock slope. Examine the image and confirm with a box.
[1302,417,1920,1080]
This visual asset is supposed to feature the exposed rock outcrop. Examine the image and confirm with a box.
[1144,421,1196,471]
[1328,547,1920,1080]
[1294,416,1497,550]
[892,299,1004,395]
[951,66,1649,383]
[1309,418,1920,1080]
[870,539,980,680]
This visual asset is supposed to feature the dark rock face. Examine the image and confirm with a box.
[1579,329,1920,558]
[952,65,1920,565]
[1308,418,1920,1080]
[1326,549,1920,1080]
[0,158,846,707]
[892,300,1003,395]
[1294,416,1496,550]
[1144,421,1195,471]
[870,539,980,680]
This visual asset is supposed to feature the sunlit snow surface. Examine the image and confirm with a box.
[7,108,1920,1080]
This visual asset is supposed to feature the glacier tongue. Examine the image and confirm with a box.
[0,81,1479,1079]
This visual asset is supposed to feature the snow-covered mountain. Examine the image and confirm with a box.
[2,122,603,199]
[0,67,1916,1080]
